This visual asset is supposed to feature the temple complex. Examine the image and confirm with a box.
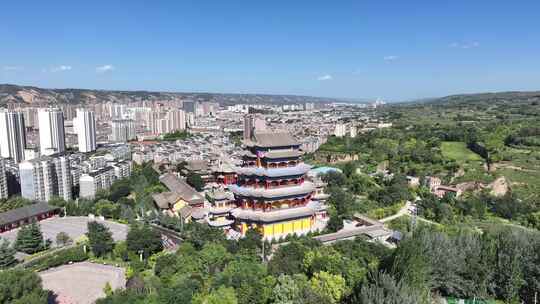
[229,132,325,239]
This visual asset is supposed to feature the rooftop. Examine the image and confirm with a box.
[245,132,298,148]
[231,206,315,223]
[0,203,60,226]
[159,173,205,205]
[229,181,315,199]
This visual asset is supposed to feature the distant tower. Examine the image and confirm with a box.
[0,109,27,163]
[74,109,97,153]
[38,108,66,156]
[243,115,255,141]
[243,114,266,141]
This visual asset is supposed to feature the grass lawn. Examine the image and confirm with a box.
[441,141,483,163]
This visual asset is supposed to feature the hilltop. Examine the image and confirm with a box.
[0,83,338,105]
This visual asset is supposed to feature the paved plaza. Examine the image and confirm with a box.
[0,216,128,247]
[40,261,126,304]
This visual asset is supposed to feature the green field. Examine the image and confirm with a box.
[441,141,483,163]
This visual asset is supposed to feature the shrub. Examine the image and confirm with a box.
[25,246,88,272]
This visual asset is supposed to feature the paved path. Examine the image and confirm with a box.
[40,261,126,304]
[380,201,412,223]
[0,216,128,247]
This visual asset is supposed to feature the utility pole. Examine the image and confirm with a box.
[262,239,265,262]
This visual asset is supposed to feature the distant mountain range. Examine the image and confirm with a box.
[0,83,341,105]
[408,91,540,105]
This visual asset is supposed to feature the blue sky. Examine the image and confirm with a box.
[1,0,539,101]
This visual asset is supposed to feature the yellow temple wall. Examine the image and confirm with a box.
[261,217,312,238]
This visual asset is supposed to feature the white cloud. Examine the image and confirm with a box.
[383,55,399,61]
[2,66,24,71]
[96,65,115,73]
[317,74,333,81]
[450,41,480,49]
[51,65,72,72]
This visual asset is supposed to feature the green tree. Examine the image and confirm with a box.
[56,231,72,247]
[0,268,49,304]
[95,199,121,219]
[348,272,425,304]
[126,224,163,259]
[192,286,238,304]
[14,223,45,254]
[272,274,311,304]
[0,240,16,269]
[103,282,113,297]
[186,172,205,191]
[200,243,231,275]
[309,271,347,304]
[269,240,320,276]
[113,241,129,261]
[86,221,114,257]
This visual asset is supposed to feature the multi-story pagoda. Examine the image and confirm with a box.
[229,132,320,239]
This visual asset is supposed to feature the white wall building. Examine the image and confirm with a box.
[74,109,97,153]
[0,159,8,199]
[334,123,347,137]
[0,110,27,163]
[79,167,115,199]
[38,108,66,156]
[19,154,72,202]
[111,120,136,142]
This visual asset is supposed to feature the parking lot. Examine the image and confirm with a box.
[0,216,128,247]
[40,261,126,304]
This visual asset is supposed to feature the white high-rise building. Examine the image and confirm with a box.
[350,126,358,138]
[74,109,97,153]
[334,123,347,137]
[0,110,27,163]
[38,108,66,156]
[0,159,8,199]
[166,109,186,132]
[19,154,72,202]
[111,120,136,142]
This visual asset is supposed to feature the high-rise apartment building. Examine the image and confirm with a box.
[183,100,196,113]
[79,166,115,199]
[166,109,186,132]
[111,119,136,142]
[19,154,72,202]
[243,114,266,140]
[334,123,347,137]
[0,159,8,199]
[0,110,27,163]
[74,109,97,153]
[22,107,38,129]
[38,108,66,156]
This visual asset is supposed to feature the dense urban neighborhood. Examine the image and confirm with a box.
[0,86,539,304]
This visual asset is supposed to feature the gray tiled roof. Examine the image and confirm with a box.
[159,173,205,205]
[232,206,315,223]
[0,203,60,226]
[246,132,298,148]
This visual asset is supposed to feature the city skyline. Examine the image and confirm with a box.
[2,1,540,101]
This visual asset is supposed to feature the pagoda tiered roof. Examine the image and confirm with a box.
[235,163,311,177]
[242,150,304,159]
[228,181,315,199]
[244,132,299,148]
[232,206,315,223]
